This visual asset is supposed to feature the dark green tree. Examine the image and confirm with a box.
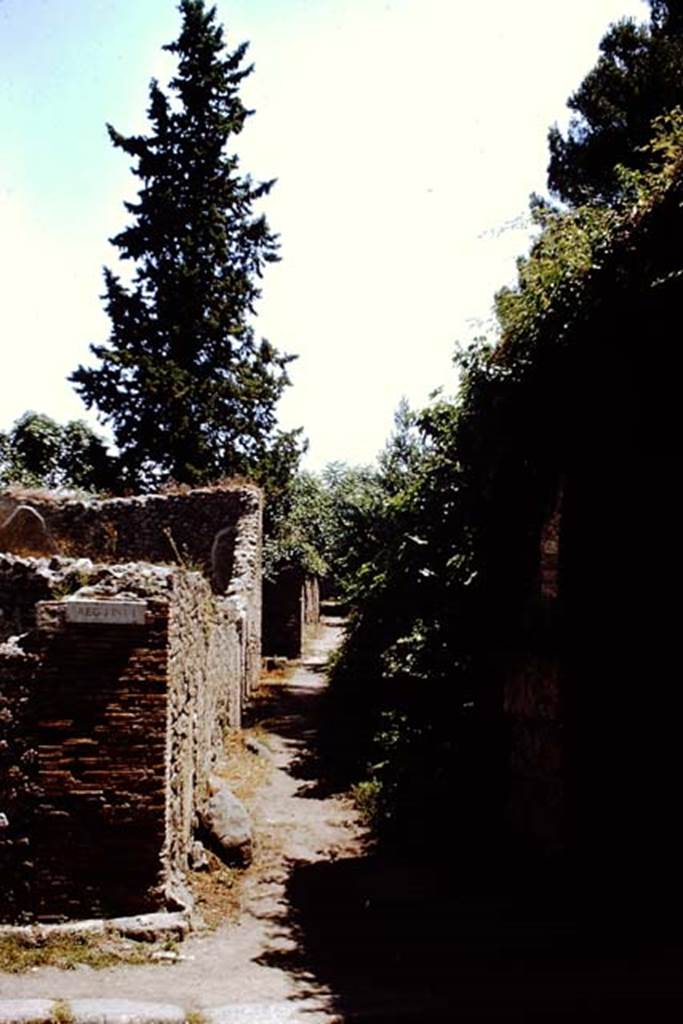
[72,0,300,489]
[0,412,116,492]
[377,396,426,496]
[548,0,683,205]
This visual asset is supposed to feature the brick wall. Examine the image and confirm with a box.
[503,489,567,852]
[0,485,262,689]
[504,654,565,851]
[29,596,169,920]
[0,484,264,922]
[0,563,250,922]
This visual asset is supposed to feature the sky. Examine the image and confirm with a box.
[0,0,648,469]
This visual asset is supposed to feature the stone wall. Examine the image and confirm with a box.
[303,576,321,633]
[0,560,249,922]
[262,567,320,660]
[504,494,566,851]
[0,484,263,922]
[165,571,244,902]
[0,641,38,923]
[0,555,94,643]
[504,654,565,851]
[0,486,262,700]
[218,493,262,700]
[0,486,261,581]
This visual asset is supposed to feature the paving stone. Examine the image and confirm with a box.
[0,1000,54,1023]
[106,912,189,943]
[69,999,186,1023]
[206,1004,311,1024]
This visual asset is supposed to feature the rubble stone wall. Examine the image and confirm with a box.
[0,555,95,643]
[0,487,261,576]
[220,494,262,699]
[0,484,264,923]
[165,571,243,901]
[0,561,248,922]
[0,642,38,923]
[0,484,262,697]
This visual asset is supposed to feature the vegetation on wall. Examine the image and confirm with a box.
[327,87,683,844]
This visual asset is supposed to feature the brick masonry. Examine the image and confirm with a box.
[503,490,566,851]
[0,486,262,922]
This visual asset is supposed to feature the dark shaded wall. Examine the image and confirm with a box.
[263,568,320,660]
[503,296,682,885]
[0,598,169,922]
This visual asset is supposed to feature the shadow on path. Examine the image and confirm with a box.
[250,619,683,1022]
[262,853,683,1022]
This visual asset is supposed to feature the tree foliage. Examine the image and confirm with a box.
[328,102,683,846]
[71,0,301,490]
[0,412,117,492]
[263,401,427,590]
[376,396,426,497]
[548,0,683,205]
[263,461,385,588]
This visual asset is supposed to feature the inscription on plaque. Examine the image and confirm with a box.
[65,601,147,625]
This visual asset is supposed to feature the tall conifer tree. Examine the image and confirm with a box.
[72,0,300,488]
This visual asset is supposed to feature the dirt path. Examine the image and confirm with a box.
[0,617,365,1021]
[10,617,683,1020]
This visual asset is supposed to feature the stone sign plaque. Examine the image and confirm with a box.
[65,601,147,626]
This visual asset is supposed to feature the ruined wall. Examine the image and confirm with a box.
[0,487,262,698]
[32,595,169,920]
[262,567,320,660]
[0,559,249,922]
[0,642,38,923]
[303,576,321,633]
[165,571,244,901]
[0,555,94,643]
[0,486,262,711]
[219,495,262,699]
[0,483,264,922]
[504,495,566,851]
[0,575,170,921]
[0,487,261,576]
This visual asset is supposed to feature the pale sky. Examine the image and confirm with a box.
[0,0,648,469]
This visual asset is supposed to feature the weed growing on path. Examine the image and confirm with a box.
[50,1000,75,1024]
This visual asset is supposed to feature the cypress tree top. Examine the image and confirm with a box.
[72,0,300,489]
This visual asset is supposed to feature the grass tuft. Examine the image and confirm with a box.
[0,932,154,974]
[51,1000,75,1024]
